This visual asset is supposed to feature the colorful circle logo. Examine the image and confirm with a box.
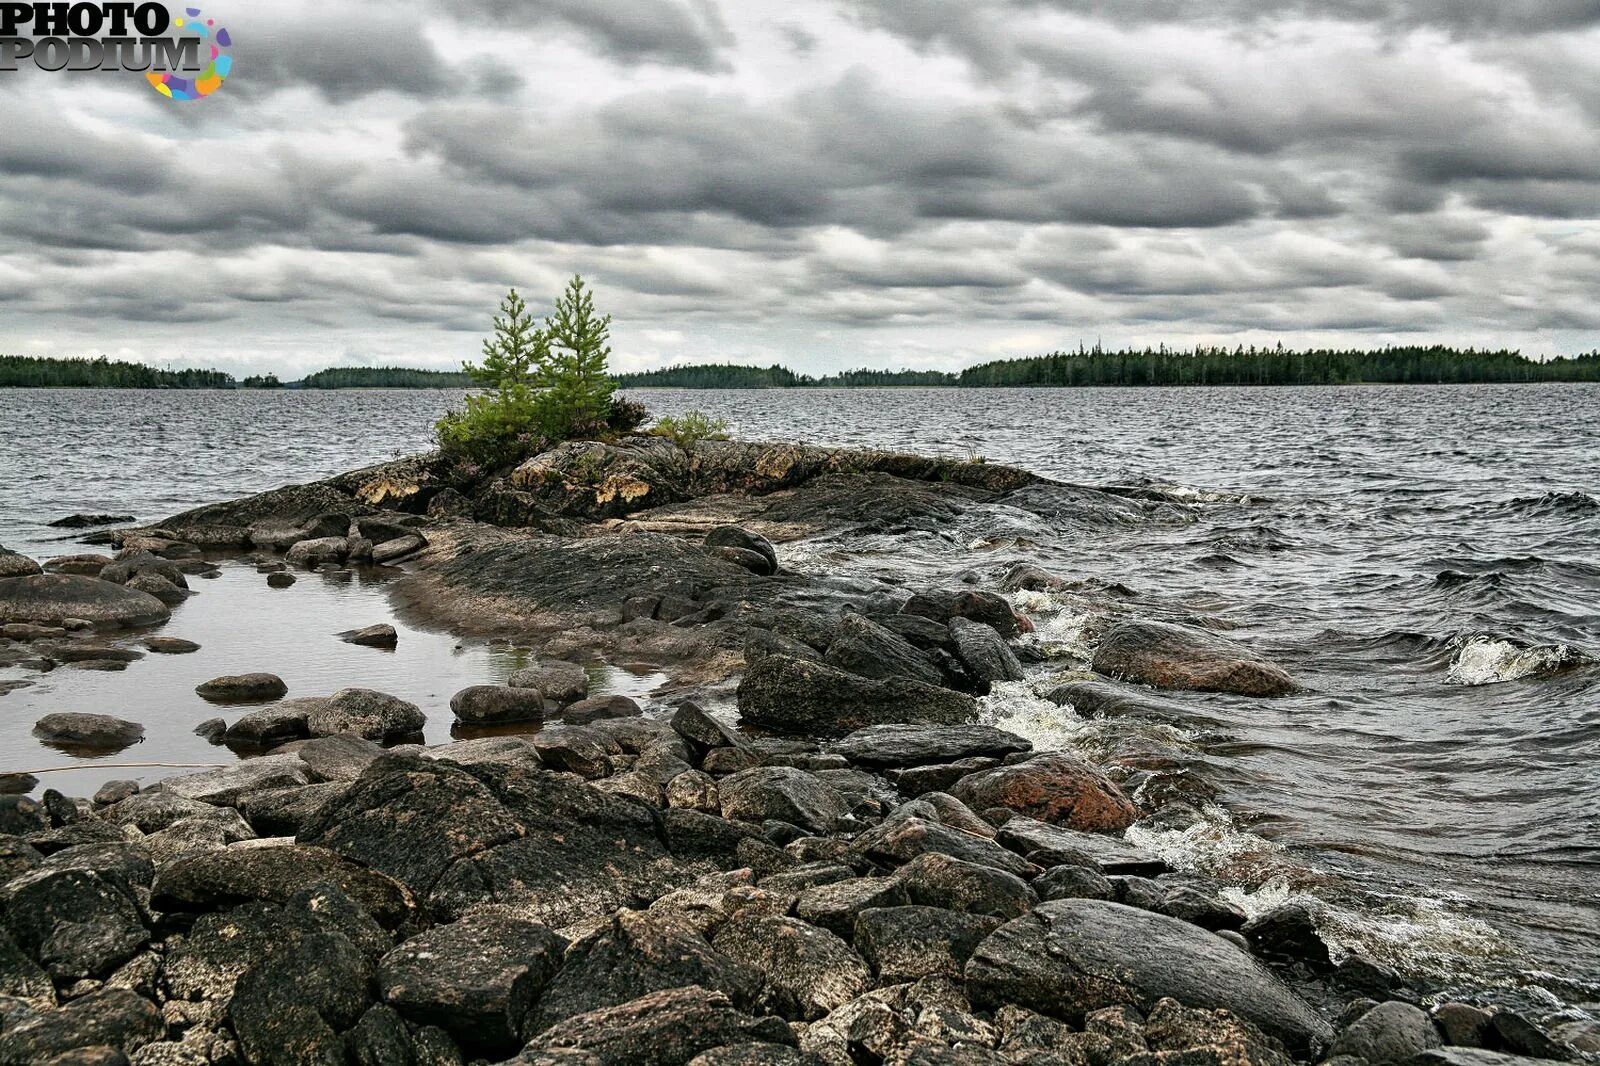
[146,7,231,101]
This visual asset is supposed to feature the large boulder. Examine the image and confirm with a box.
[711,912,872,1021]
[822,612,944,687]
[1091,621,1297,697]
[151,844,413,926]
[306,688,425,742]
[0,551,42,578]
[508,662,590,706]
[947,754,1137,833]
[831,724,1031,769]
[451,685,545,726]
[223,697,326,747]
[949,617,1025,688]
[377,908,564,1054]
[705,525,778,575]
[1328,1001,1442,1062]
[737,655,977,739]
[718,767,849,834]
[965,899,1332,1054]
[0,575,169,629]
[902,588,1029,637]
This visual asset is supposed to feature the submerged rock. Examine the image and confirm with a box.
[141,635,199,654]
[1091,620,1297,697]
[737,655,977,739]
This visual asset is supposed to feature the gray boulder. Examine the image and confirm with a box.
[949,616,1025,688]
[737,654,977,739]
[195,673,288,703]
[823,613,944,687]
[719,766,849,834]
[832,723,1031,768]
[1329,1001,1442,1062]
[32,713,144,753]
[451,684,545,725]
[306,688,425,742]
[964,899,1332,1054]
[509,662,590,706]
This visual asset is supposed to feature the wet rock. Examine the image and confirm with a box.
[1091,621,1297,697]
[737,655,977,739]
[1412,1051,1575,1066]
[140,636,198,654]
[0,575,169,629]
[161,754,311,806]
[306,688,425,742]
[965,899,1332,1053]
[190,715,222,741]
[371,533,427,564]
[719,767,849,834]
[993,816,1167,875]
[450,684,545,726]
[1162,885,1248,931]
[902,588,1028,638]
[43,555,114,576]
[122,574,185,606]
[948,617,1025,688]
[896,853,1036,919]
[1241,901,1332,971]
[339,624,398,648]
[99,554,188,589]
[1139,996,1295,1066]
[852,817,1038,879]
[823,613,944,687]
[522,985,796,1065]
[266,571,295,588]
[285,536,350,568]
[563,694,643,724]
[0,988,161,1065]
[1329,1000,1442,1062]
[49,514,135,530]
[0,773,39,795]
[0,551,44,578]
[712,912,872,1021]
[509,661,590,706]
[705,526,778,574]
[532,910,759,1034]
[1489,1012,1577,1061]
[853,906,1000,982]
[672,701,743,754]
[531,725,618,779]
[288,733,387,781]
[1035,863,1116,902]
[298,757,523,898]
[794,877,912,939]
[236,782,347,835]
[1434,1003,1494,1048]
[152,843,412,925]
[667,771,721,813]
[1,621,63,640]
[378,908,563,1054]
[885,758,1002,796]
[222,697,325,747]
[195,672,288,703]
[1550,1021,1600,1055]
[33,714,145,753]
[832,724,1031,769]
[947,754,1136,832]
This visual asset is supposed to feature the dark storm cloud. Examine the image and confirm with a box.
[229,11,452,100]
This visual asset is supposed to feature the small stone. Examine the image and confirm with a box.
[266,572,295,588]
[92,781,140,807]
[195,673,288,703]
[141,636,199,654]
[337,624,397,648]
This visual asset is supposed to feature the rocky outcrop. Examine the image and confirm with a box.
[0,574,169,629]
[1091,621,1298,697]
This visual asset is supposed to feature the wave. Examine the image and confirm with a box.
[1497,491,1600,517]
[1446,636,1591,686]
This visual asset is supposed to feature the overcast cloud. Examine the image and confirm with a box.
[0,0,1596,376]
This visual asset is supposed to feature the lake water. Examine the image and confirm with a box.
[1,385,1596,1015]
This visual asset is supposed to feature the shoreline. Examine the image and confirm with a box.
[1,436,1594,1065]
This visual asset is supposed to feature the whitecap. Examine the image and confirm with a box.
[1446,636,1586,685]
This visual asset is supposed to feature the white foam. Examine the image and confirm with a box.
[1447,636,1583,685]
[1128,804,1284,879]
[1007,589,1097,660]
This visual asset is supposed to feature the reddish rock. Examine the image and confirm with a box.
[948,753,1136,832]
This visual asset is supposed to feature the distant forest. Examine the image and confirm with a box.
[4,347,1599,390]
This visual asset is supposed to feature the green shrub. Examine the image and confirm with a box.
[650,410,729,448]
[436,276,639,469]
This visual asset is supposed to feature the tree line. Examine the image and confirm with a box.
[6,346,1600,391]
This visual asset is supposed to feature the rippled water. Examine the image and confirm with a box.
[1,385,1597,1012]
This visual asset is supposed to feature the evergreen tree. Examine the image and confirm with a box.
[539,275,616,437]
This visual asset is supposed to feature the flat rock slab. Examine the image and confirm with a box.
[1091,620,1297,697]
[161,754,311,806]
[831,723,1032,768]
[965,898,1332,1053]
[153,844,413,927]
[142,636,200,654]
[0,574,169,629]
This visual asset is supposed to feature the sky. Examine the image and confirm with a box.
[1,0,1598,378]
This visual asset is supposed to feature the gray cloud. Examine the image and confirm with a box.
[0,0,1594,376]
